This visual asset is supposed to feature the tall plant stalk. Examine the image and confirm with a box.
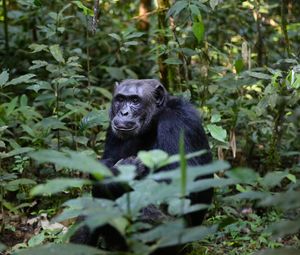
[281,0,290,57]
[3,0,9,51]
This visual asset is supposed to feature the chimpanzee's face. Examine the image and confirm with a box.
[110,79,167,139]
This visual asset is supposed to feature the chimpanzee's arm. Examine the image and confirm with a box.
[92,128,134,200]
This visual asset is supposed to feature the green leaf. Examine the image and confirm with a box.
[72,1,93,16]
[211,113,221,123]
[33,0,42,7]
[108,33,121,41]
[189,4,201,17]
[246,71,272,80]
[210,0,222,10]
[234,58,244,73]
[80,110,109,130]
[167,1,188,17]
[39,117,68,130]
[207,124,227,142]
[0,243,6,252]
[28,232,45,247]
[29,60,48,70]
[13,243,106,255]
[0,70,9,87]
[31,178,91,196]
[0,147,34,159]
[6,178,36,192]
[137,220,217,247]
[226,168,258,184]
[138,150,169,170]
[0,141,5,148]
[267,218,300,238]
[260,171,288,188]
[179,132,187,197]
[124,32,145,40]
[105,67,125,80]
[95,88,113,100]
[26,81,51,93]
[6,74,36,86]
[164,57,183,65]
[192,21,205,43]
[261,248,300,255]
[154,160,230,181]
[29,150,111,178]
[159,225,217,247]
[49,44,65,63]
[29,43,48,53]
[287,173,297,183]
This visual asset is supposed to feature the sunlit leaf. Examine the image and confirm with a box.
[28,232,45,247]
[6,74,36,86]
[49,44,65,63]
[207,124,227,142]
[138,150,169,170]
[210,0,222,10]
[72,1,93,16]
[29,43,48,53]
[192,20,205,43]
[0,70,9,87]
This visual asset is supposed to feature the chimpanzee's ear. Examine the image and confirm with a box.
[114,81,120,91]
[154,83,167,107]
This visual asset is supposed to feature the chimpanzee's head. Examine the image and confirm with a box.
[110,79,168,139]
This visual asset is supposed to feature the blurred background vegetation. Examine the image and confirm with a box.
[0,0,299,254]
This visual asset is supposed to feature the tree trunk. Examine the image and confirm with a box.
[138,0,152,31]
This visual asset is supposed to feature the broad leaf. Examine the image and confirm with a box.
[6,74,36,86]
[0,70,9,87]
[207,124,227,142]
[0,147,34,159]
[29,150,111,178]
[192,21,205,43]
[31,178,91,196]
[14,243,106,255]
[49,44,65,63]
[246,71,272,80]
[210,0,222,10]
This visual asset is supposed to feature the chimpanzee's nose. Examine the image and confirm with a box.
[120,110,129,116]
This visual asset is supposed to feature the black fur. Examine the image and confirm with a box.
[71,81,213,255]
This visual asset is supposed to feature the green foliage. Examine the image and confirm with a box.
[0,0,299,254]
[14,243,106,255]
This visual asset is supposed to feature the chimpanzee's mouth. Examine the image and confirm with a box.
[112,125,137,132]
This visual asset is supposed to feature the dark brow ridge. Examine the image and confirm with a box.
[115,94,140,99]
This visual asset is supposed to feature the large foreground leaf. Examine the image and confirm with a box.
[31,178,91,196]
[14,243,107,255]
[30,150,111,179]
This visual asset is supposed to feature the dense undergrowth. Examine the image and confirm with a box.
[0,0,300,254]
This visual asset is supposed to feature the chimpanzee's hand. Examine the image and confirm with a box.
[115,156,149,180]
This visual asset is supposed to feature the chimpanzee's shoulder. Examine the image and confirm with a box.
[163,96,202,123]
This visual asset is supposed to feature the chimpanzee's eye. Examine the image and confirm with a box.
[115,95,125,103]
[131,96,140,104]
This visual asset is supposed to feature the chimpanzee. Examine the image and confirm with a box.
[71,79,213,254]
